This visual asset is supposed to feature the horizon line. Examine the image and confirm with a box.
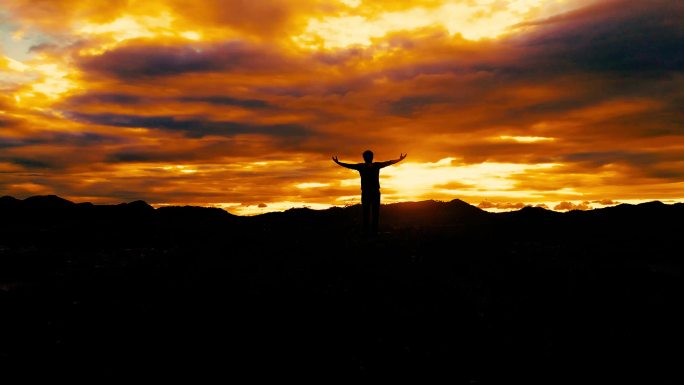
[3,194,682,217]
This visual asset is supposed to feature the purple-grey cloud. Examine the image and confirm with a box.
[78,41,289,79]
[69,112,311,139]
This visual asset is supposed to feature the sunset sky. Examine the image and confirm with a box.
[1,0,683,214]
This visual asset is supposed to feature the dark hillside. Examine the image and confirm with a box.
[0,195,682,382]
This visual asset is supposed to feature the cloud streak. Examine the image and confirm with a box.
[69,112,310,139]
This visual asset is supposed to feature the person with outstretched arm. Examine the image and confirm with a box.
[332,150,407,235]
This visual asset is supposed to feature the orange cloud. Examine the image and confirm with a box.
[478,201,526,210]
[593,199,619,205]
[553,201,592,211]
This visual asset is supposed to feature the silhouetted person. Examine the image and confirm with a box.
[333,150,406,235]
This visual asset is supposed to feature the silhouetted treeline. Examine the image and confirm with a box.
[0,195,682,383]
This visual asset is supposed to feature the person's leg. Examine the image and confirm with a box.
[362,193,370,234]
[371,192,380,235]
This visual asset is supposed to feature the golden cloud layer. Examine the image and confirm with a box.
[1,0,684,213]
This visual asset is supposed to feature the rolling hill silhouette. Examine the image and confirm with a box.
[1,195,682,382]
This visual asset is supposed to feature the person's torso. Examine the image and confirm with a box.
[358,163,381,191]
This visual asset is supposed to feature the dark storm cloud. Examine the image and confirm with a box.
[562,151,661,168]
[546,149,684,183]
[53,132,125,145]
[106,144,223,163]
[0,112,26,130]
[78,41,289,79]
[363,0,684,87]
[383,61,467,82]
[104,135,305,164]
[28,42,59,53]
[106,150,179,163]
[313,47,369,65]
[178,96,272,108]
[0,132,122,148]
[0,118,12,127]
[647,168,684,179]
[0,138,22,149]
[511,99,597,116]
[8,157,53,169]
[63,92,272,109]
[69,112,310,138]
[66,93,143,105]
[518,0,684,76]
[387,95,448,116]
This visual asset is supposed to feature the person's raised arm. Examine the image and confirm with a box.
[378,153,407,168]
[332,156,361,170]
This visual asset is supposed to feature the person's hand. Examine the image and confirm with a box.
[332,156,339,163]
[399,153,407,160]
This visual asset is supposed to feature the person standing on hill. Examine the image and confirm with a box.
[332,150,407,235]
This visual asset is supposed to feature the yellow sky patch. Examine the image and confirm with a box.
[294,0,569,48]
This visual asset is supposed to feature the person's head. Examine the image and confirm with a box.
[362,150,374,163]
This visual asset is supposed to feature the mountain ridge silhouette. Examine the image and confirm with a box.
[3,194,682,244]
[2,193,679,220]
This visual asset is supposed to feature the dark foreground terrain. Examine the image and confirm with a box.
[1,195,682,382]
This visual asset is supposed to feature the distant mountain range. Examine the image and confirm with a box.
[2,194,682,249]
[1,194,682,226]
